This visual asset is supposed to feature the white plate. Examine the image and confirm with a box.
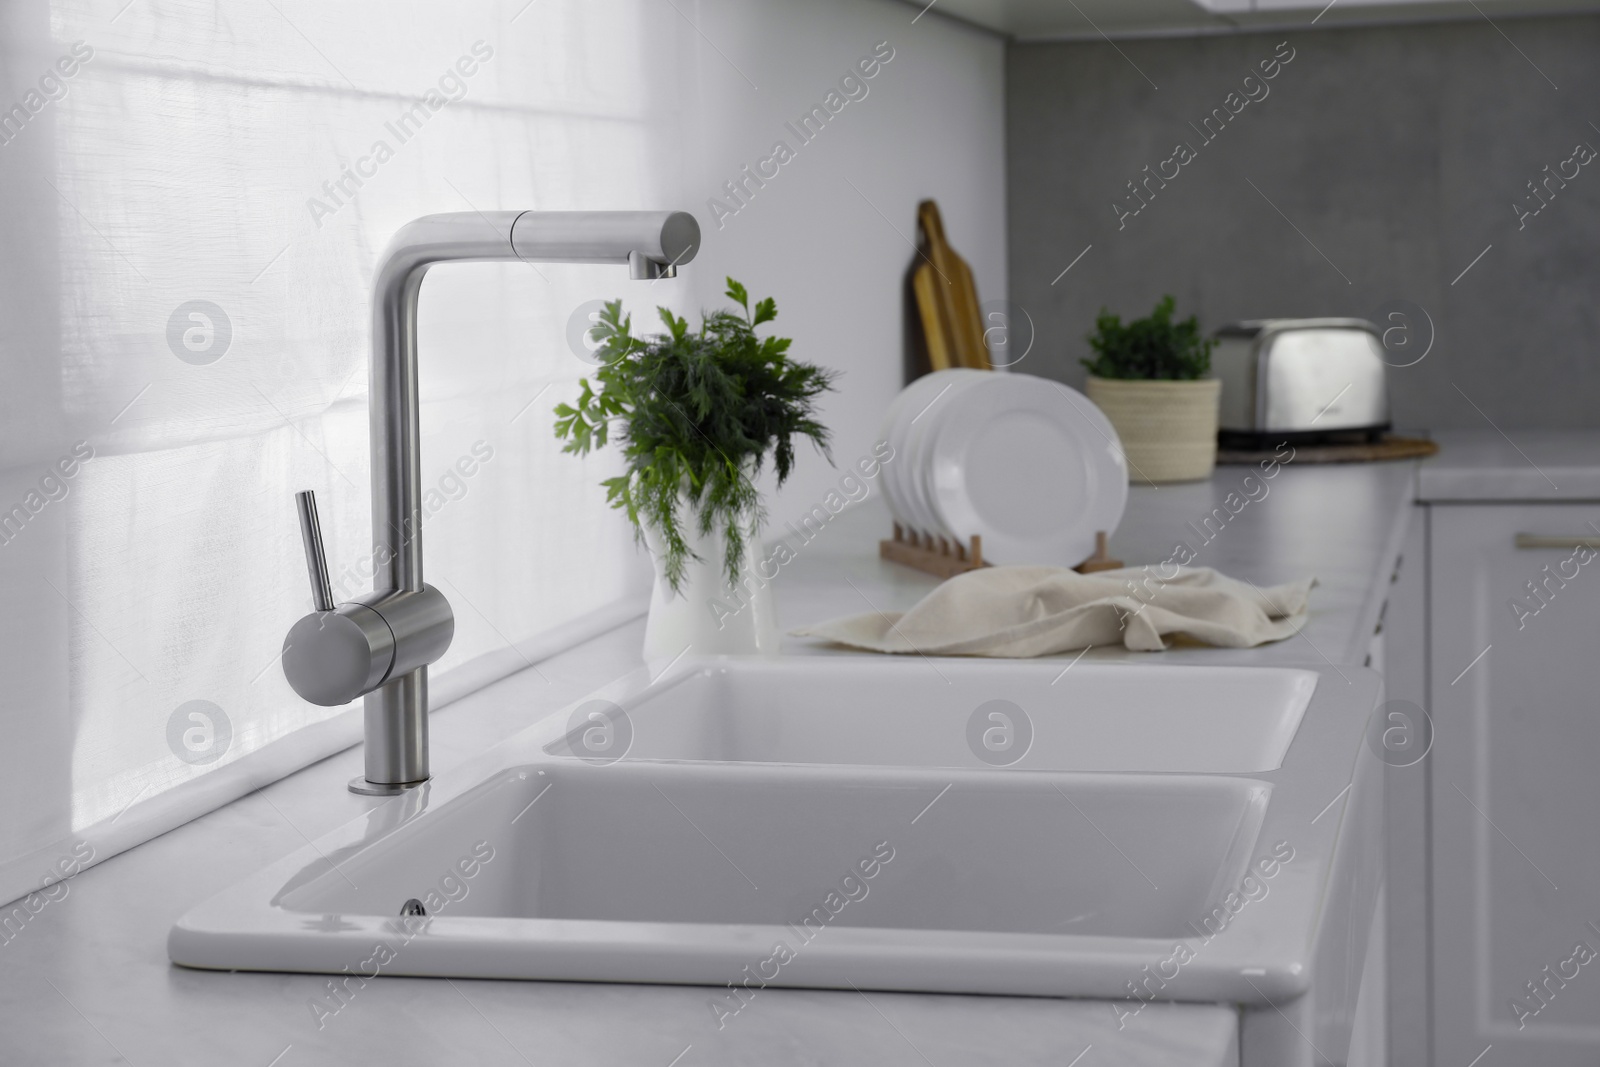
[882,369,983,539]
[876,386,923,533]
[878,375,957,534]
[903,370,990,542]
[924,374,1128,566]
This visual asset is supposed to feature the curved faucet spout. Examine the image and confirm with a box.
[372,210,700,594]
[510,210,700,276]
[283,209,701,795]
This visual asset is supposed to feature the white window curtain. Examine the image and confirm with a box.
[0,0,698,907]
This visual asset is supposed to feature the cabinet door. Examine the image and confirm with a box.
[1431,505,1600,1065]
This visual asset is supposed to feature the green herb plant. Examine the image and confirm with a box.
[553,279,835,594]
[1080,294,1215,381]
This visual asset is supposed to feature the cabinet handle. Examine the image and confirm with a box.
[1514,534,1600,550]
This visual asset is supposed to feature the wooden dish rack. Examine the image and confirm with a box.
[879,525,1123,579]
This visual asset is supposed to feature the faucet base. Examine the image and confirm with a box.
[348,775,429,797]
[362,670,432,788]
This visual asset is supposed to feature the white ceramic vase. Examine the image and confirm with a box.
[640,504,780,662]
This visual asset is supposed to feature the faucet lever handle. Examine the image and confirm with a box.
[295,490,336,612]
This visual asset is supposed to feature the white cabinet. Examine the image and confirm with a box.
[1429,504,1600,1064]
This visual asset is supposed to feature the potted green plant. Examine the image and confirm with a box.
[554,279,835,658]
[1081,295,1221,483]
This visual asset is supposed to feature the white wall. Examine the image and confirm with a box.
[0,0,1005,906]
[672,0,1008,529]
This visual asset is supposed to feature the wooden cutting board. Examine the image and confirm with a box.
[912,200,990,371]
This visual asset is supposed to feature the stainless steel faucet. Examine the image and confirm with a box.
[282,210,701,794]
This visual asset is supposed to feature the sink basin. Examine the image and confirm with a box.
[282,764,1267,940]
[546,660,1317,773]
[171,655,1382,1038]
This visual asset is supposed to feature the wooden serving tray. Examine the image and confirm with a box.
[1217,434,1439,466]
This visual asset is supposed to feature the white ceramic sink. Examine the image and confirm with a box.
[545,660,1317,773]
[172,656,1383,1054]
[280,765,1265,939]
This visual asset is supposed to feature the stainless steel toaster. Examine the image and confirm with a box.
[1209,318,1390,446]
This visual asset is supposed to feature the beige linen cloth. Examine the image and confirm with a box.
[792,566,1315,656]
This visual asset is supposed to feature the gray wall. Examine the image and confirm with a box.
[1006,15,1600,431]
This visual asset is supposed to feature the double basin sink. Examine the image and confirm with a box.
[172,657,1381,1021]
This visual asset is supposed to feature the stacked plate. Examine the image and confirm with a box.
[879,370,1129,567]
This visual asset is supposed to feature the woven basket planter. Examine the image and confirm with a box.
[1085,377,1220,484]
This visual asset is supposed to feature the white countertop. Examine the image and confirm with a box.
[781,453,1417,669]
[1419,429,1600,501]
[0,454,1423,1067]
